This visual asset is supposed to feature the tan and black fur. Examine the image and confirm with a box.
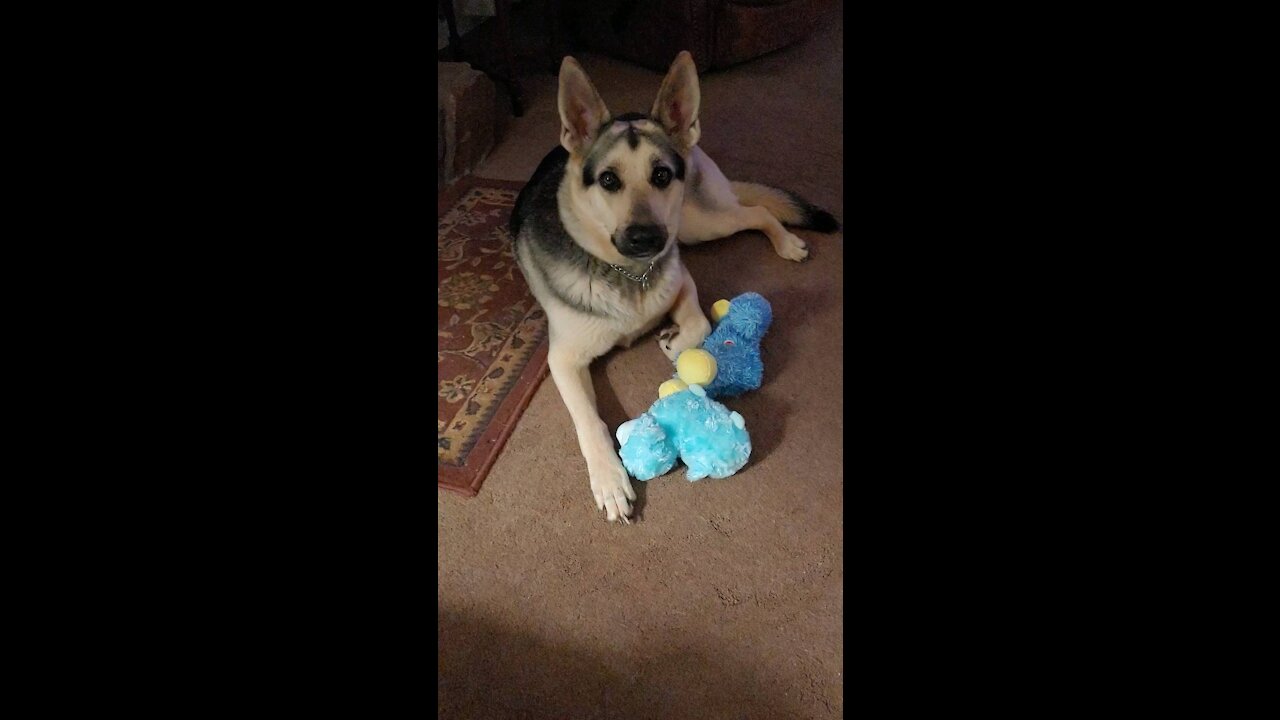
[511,52,837,522]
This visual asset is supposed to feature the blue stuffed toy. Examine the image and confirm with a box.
[615,292,772,482]
[695,292,773,399]
[616,383,751,481]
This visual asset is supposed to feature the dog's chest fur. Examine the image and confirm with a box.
[536,251,677,314]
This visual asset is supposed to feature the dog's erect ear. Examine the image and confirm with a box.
[651,51,701,149]
[558,57,610,155]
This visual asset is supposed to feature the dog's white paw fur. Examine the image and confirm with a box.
[658,318,711,361]
[588,448,635,523]
[774,232,809,262]
[658,325,681,361]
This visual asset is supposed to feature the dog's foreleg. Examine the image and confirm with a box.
[547,345,636,522]
[658,265,713,361]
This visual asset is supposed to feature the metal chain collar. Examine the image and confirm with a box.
[608,260,657,289]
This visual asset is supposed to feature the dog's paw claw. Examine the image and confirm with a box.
[589,451,636,523]
[658,325,681,360]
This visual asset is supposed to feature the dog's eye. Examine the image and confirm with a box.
[598,171,622,192]
[651,167,672,188]
[723,340,734,346]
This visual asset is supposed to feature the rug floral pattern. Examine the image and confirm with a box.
[438,184,547,469]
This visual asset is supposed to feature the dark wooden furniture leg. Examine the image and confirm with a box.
[545,0,566,74]
[438,0,523,117]
[494,0,524,117]
[439,0,463,61]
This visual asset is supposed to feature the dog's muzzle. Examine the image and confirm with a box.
[616,224,667,258]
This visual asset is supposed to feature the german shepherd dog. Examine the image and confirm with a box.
[510,51,837,523]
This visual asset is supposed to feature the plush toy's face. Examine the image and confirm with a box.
[705,328,759,372]
[700,293,772,397]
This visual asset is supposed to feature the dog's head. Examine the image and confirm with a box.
[556,51,701,264]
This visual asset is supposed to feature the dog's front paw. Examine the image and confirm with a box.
[774,232,809,262]
[658,318,711,361]
[658,325,682,361]
[588,449,636,523]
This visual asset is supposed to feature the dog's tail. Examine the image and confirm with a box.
[730,181,840,233]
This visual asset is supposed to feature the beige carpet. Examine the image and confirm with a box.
[439,7,843,718]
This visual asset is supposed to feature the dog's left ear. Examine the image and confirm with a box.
[651,51,701,149]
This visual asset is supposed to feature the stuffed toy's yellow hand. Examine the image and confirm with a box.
[658,378,688,398]
[675,348,717,386]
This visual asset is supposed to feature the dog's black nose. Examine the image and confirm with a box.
[618,224,667,257]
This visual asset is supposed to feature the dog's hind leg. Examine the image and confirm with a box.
[679,202,810,262]
[677,147,832,261]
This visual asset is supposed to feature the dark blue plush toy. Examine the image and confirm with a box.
[698,292,773,399]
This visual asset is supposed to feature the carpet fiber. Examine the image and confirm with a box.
[439,5,843,717]
[438,177,549,496]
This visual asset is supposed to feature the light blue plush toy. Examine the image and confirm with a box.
[616,384,751,481]
[697,292,773,399]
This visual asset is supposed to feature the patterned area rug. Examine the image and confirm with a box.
[438,176,549,497]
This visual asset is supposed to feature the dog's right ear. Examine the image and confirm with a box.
[558,57,610,155]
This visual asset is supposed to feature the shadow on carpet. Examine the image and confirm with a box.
[438,610,806,718]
